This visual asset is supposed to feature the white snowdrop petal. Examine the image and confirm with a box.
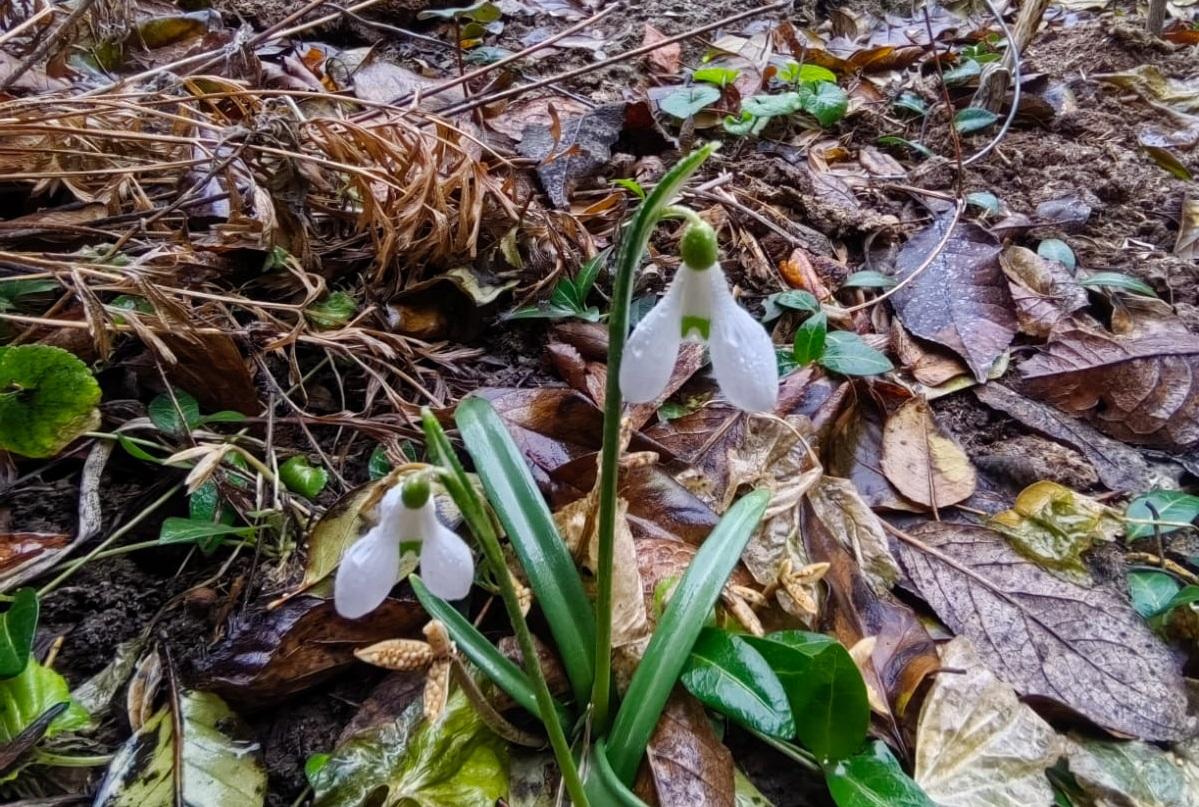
[709,281,779,413]
[619,276,685,403]
[334,528,401,619]
[420,523,475,600]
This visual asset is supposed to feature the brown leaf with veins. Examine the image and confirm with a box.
[881,397,976,509]
[999,245,1088,338]
[826,397,921,512]
[1019,325,1199,451]
[894,521,1194,741]
[1176,193,1198,261]
[890,212,1016,382]
[634,690,735,807]
[806,476,900,594]
[642,23,682,74]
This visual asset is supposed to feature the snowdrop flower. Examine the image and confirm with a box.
[335,476,474,619]
[620,219,779,413]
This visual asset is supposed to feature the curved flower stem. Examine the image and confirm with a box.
[592,145,716,732]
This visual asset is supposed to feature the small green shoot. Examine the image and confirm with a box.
[509,252,606,322]
[693,66,741,87]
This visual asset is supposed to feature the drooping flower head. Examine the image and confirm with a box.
[619,218,779,413]
[335,475,475,619]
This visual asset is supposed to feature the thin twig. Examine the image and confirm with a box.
[0,0,99,92]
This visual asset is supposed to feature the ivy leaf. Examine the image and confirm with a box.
[0,589,38,679]
[1126,489,1199,540]
[0,660,89,743]
[693,66,741,87]
[681,628,795,738]
[279,455,329,499]
[745,631,869,763]
[797,81,848,127]
[954,107,1000,134]
[1128,570,1182,619]
[1078,271,1157,297]
[793,311,828,366]
[842,271,897,289]
[0,345,101,458]
[148,389,201,436]
[819,331,893,377]
[660,85,722,119]
[306,291,358,330]
[1037,238,1076,270]
[828,741,936,807]
[762,290,821,322]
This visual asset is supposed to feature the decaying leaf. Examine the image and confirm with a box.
[915,637,1061,807]
[895,522,1194,741]
[1095,65,1199,113]
[806,476,900,594]
[990,481,1121,581]
[890,212,1016,382]
[634,690,735,806]
[1066,735,1192,807]
[517,103,626,208]
[826,399,921,512]
[1019,325,1199,451]
[973,383,1155,492]
[1176,193,1198,261]
[999,245,1089,338]
[93,690,266,807]
[881,397,976,509]
[642,23,682,74]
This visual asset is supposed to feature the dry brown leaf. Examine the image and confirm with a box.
[880,397,976,509]
[999,245,1089,338]
[895,522,1195,741]
[517,103,626,208]
[641,23,682,74]
[1176,193,1198,261]
[892,320,968,387]
[806,476,900,594]
[915,637,1061,807]
[486,96,590,142]
[634,690,735,806]
[826,397,921,512]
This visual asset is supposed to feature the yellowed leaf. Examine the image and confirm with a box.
[880,397,976,508]
[1176,193,1198,261]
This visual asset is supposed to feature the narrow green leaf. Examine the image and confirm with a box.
[148,390,201,436]
[585,741,652,806]
[877,136,935,159]
[158,517,252,548]
[819,331,893,377]
[1078,272,1157,297]
[660,86,722,119]
[1126,489,1199,539]
[693,66,740,87]
[1037,238,1076,270]
[745,631,869,762]
[606,489,770,783]
[826,741,935,807]
[118,435,165,464]
[575,251,606,299]
[279,455,329,499]
[1127,570,1181,619]
[793,311,828,366]
[614,178,646,199]
[841,271,897,289]
[953,107,999,134]
[455,396,596,705]
[682,628,795,737]
[798,82,848,127]
[0,589,38,679]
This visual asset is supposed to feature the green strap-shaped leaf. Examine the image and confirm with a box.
[605,489,770,783]
[0,589,38,679]
[455,396,596,705]
[585,740,652,806]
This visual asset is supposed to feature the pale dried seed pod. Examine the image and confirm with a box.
[354,639,434,671]
[721,590,765,636]
[423,619,453,656]
[423,658,451,722]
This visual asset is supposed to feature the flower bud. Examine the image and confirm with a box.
[401,475,431,509]
[680,219,718,270]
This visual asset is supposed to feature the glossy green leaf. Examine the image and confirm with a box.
[893,93,927,116]
[779,61,837,86]
[93,690,265,807]
[0,345,101,458]
[762,290,821,322]
[743,92,803,118]
[660,85,722,119]
[118,435,165,463]
[0,660,89,742]
[818,331,893,377]
[279,455,329,499]
[1078,272,1157,297]
[606,489,770,783]
[306,291,358,330]
[745,631,868,763]
[311,686,507,806]
[826,741,935,807]
[455,396,596,705]
[966,191,1002,214]
[158,517,253,550]
[798,82,848,127]
[148,389,201,436]
[368,445,393,481]
[1125,489,1199,540]
[954,107,999,134]
[841,271,897,289]
[0,589,38,679]
[682,628,795,738]
[1036,238,1076,270]
[793,311,828,366]
[584,741,651,806]
[1128,570,1182,618]
[693,66,741,87]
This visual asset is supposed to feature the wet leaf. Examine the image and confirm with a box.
[312,687,507,806]
[881,397,976,509]
[745,631,868,763]
[682,628,794,738]
[895,521,1194,740]
[915,637,1061,807]
[793,311,828,366]
[827,741,935,807]
[660,86,722,119]
[0,660,89,742]
[302,477,390,590]
[196,595,424,705]
[1019,325,1199,451]
[999,246,1088,338]
[954,107,999,133]
[1128,570,1181,618]
[149,389,201,436]
[1066,736,1190,807]
[973,383,1153,492]
[0,589,38,679]
[806,476,900,594]
[1126,490,1199,540]
[819,331,893,376]
[635,690,735,806]
[93,690,265,807]
[1037,238,1076,270]
[517,103,625,208]
[890,213,1015,382]
[826,400,922,512]
[0,345,101,458]
[990,481,1120,579]
[280,455,329,499]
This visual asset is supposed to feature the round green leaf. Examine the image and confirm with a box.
[826,740,935,807]
[0,345,100,458]
[660,85,722,119]
[798,82,848,127]
[1126,489,1199,540]
[279,455,329,499]
[681,628,796,738]
[1127,570,1182,619]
